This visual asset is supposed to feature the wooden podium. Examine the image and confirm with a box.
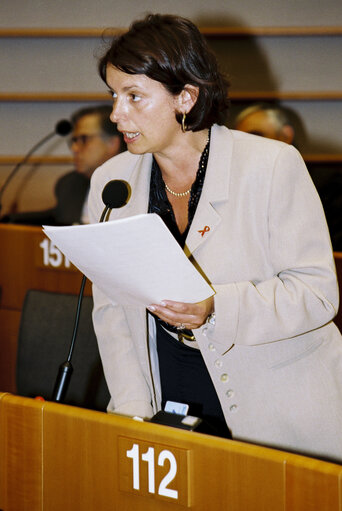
[0,224,91,393]
[1,392,341,511]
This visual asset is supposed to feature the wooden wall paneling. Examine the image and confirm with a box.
[2,91,342,102]
[1,26,342,38]
[1,25,342,156]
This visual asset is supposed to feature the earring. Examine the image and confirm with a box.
[181,113,187,133]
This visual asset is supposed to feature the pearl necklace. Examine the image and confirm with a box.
[164,183,191,197]
[164,131,210,199]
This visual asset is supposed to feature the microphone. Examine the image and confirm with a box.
[0,119,72,214]
[55,119,73,136]
[100,178,130,220]
[51,179,130,403]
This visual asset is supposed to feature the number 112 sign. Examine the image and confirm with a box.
[118,436,191,507]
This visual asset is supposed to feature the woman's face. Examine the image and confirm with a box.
[106,65,183,157]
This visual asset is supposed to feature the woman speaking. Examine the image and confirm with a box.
[89,13,342,462]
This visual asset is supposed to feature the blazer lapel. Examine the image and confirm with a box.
[185,125,234,255]
[109,126,234,256]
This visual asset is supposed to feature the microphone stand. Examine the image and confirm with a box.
[51,205,111,402]
[0,132,55,215]
[51,179,129,403]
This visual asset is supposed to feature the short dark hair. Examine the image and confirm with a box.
[70,105,125,151]
[98,14,230,131]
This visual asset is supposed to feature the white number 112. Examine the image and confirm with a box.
[126,443,178,499]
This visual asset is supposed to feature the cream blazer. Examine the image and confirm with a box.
[88,125,342,462]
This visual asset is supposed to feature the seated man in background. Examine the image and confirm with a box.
[235,103,342,251]
[3,104,125,225]
[234,103,295,145]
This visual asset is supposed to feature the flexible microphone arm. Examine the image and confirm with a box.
[51,180,130,403]
[51,274,87,403]
[0,119,72,215]
[51,206,111,402]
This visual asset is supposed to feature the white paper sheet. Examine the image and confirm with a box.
[43,213,214,306]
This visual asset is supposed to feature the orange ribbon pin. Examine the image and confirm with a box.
[198,225,210,237]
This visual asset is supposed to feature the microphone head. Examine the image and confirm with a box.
[102,179,130,209]
[55,119,72,136]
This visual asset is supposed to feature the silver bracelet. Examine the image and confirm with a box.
[206,312,216,326]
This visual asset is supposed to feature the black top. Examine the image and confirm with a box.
[148,134,209,337]
[147,132,231,438]
[148,136,209,248]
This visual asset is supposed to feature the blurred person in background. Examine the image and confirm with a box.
[235,103,342,251]
[234,103,295,144]
[1,104,125,225]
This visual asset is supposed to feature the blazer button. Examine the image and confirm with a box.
[226,389,234,398]
[220,373,229,382]
[229,404,238,413]
[215,359,223,368]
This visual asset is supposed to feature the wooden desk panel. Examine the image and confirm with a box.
[0,224,91,393]
[0,394,44,511]
[1,394,342,511]
[0,224,91,311]
[286,458,341,511]
[0,309,21,393]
